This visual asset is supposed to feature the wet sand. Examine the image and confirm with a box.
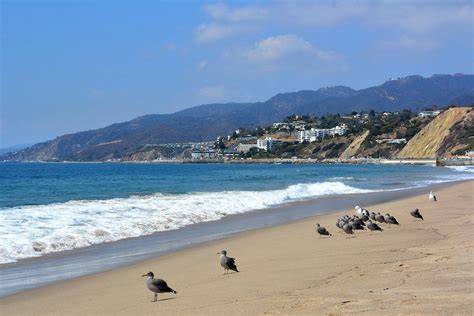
[1,180,473,315]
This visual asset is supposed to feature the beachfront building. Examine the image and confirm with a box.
[298,124,348,143]
[418,110,441,118]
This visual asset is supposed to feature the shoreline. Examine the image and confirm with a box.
[1,180,473,314]
[3,158,473,166]
[0,180,464,297]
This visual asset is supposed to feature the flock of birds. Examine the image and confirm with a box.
[142,191,436,302]
[315,205,424,237]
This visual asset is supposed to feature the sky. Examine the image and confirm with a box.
[1,1,473,147]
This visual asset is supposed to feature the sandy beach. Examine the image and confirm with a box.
[1,180,473,315]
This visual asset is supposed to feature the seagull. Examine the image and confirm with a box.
[367,220,383,232]
[342,223,354,235]
[355,205,363,216]
[429,191,437,202]
[355,206,370,217]
[358,214,369,222]
[375,212,386,224]
[352,216,365,226]
[315,223,332,237]
[410,208,424,220]
[369,212,376,221]
[218,250,239,274]
[142,271,177,302]
[385,213,399,225]
[350,220,365,230]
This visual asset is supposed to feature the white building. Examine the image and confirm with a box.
[331,124,348,136]
[418,110,441,118]
[298,124,348,143]
[257,137,279,151]
[272,122,289,129]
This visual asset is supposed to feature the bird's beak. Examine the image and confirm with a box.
[141,274,147,277]
[216,252,220,255]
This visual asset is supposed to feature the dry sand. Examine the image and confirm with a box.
[1,181,473,315]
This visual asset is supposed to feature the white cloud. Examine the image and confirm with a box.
[197,2,473,46]
[202,2,473,30]
[223,35,348,74]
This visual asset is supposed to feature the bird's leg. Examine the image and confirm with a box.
[154,293,157,302]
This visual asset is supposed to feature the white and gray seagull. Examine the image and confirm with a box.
[218,250,239,274]
[142,271,177,302]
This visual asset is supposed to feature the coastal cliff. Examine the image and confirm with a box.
[397,107,473,159]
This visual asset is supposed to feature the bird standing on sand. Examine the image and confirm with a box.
[375,212,386,224]
[410,208,424,220]
[315,223,332,237]
[385,214,399,225]
[355,206,369,217]
[342,223,354,235]
[367,220,383,232]
[358,214,369,222]
[142,271,177,302]
[218,250,239,274]
[429,191,437,202]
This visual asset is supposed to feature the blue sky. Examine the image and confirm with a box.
[1,1,473,147]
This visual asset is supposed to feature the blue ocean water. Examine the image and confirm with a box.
[0,162,472,264]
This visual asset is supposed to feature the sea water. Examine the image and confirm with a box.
[1,162,473,264]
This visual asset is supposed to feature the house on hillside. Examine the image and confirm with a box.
[257,137,280,151]
[418,110,441,118]
[298,124,348,143]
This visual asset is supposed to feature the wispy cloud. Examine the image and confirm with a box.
[223,35,348,74]
[197,2,473,47]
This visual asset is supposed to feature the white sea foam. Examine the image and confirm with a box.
[446,166,474,173]
[0,181,372,264]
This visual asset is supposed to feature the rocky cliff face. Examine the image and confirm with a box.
[397,107,473,159]
[339,131,370,159]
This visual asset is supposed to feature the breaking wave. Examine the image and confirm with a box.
[0,181,372,263]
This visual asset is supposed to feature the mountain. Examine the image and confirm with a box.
[3,74,474,161]
[0,143,34,156]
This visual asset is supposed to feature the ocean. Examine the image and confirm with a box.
[1,162,473,266]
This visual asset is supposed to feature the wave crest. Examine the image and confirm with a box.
[0,181,369,263]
